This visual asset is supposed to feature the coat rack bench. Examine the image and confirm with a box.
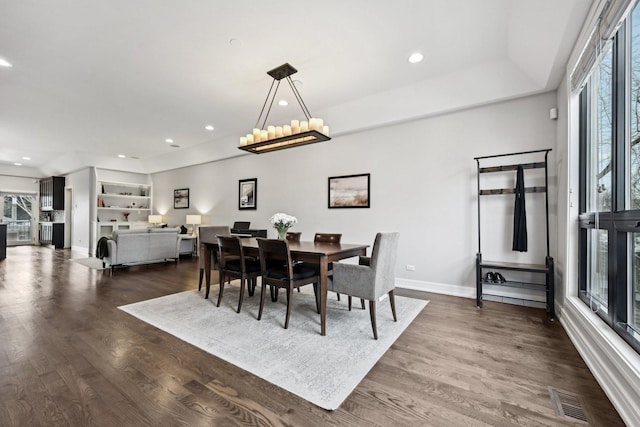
[474,149,555,319]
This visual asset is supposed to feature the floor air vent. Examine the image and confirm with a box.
[549,387,588,423]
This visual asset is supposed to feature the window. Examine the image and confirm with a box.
[579,3,640,353]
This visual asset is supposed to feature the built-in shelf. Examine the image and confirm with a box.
[92,173,153,255]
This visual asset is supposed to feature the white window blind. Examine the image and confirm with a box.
[571,0,636,94]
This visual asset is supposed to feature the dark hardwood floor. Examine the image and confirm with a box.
[0,245,624,426]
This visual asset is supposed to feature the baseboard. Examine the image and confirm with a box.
[560,297,640,426]
[71,245,89,255]
[396,278,475,299]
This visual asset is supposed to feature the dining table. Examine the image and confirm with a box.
[201,237,369,336]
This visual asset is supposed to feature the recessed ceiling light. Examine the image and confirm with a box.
[22,156,30,160]
[0,57,12,67]
[278,99,288,106]
[117,154,126,158]
[13,162,22,166]
[165,138,174,144]
[205,125,215,131]
[408,52,424,64]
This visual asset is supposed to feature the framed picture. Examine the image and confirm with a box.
[239,178,257,210]
[328,173,370,208]
[174,188,189,209]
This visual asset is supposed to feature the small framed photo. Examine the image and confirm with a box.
[239,178,257,210]
[174,188,189,209]
[328,173,370,208]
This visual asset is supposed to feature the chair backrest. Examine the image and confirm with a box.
[257,238,293,282]
[314,233,342,243]
[199,226,230,243]
[217,235,244,270]
[286,231,301,242]
[370,232,400,296]
[232,221,250,230]
[198,226,230,268]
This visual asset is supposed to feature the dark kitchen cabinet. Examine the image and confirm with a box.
[39,223,64,249]
[40,176,65,211]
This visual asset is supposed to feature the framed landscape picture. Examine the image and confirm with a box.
[239,178,257,210]
[174,188,189,209]
[328,173,370,208]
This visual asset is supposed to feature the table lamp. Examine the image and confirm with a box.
[148,215,163,227]
[186,214,201,235]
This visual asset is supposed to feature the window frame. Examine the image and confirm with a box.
[579,19,640,354]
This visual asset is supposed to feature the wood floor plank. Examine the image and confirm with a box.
[0,246,626,426]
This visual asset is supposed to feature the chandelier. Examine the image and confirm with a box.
[238,63,330,154]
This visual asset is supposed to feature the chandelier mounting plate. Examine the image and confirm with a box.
[267,63,298,80]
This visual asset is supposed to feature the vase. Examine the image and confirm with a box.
[278,229,287,240]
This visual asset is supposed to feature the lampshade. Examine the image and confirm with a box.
[239,63,330,154]
[186,215,202,225]
[148,215,162,224]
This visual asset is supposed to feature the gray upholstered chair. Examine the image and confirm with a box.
[198,225,231,292]
[327,232,399,339]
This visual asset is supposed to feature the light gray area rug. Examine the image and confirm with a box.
[71,257,107,270]
[119,285,428,410]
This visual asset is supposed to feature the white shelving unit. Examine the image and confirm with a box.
[97,181,152,223]
[90,174,153,256]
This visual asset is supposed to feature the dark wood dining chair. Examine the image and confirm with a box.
[328,232,400,339]
[256,238,320,329]
[198,225,230,293]
[217,235,261,313]
[286,231,301,241]
[313,233,346,302]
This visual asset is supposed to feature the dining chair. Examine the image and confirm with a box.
[217,235,261,313]
[313,233,345,301]
[327,232,399,339]
[256,238,320,329]
[286,231,301,241]
[198,225,230,292]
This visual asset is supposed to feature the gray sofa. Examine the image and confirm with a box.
[102,228,182,271]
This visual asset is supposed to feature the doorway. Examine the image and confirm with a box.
[64,187,72,248]
[1,192,36,245]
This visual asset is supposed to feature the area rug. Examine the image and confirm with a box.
[119,284,428,410]
[71,257,107,270]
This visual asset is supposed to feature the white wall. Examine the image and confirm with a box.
[64,168,92,254]
[152,92,558,294]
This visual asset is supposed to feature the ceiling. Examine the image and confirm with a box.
[0,0,592,177]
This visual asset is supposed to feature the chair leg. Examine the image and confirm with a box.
[369,300,378,340]
[216,271,225,307]
[248,278,255,296]
[348,296,352,311]
[337,293,341,301]
[198,268,204,291]
[271,285,279,302]
[258,281,267,320]
[313,283,320,314]
[389,289,397,321]
[360,298,365,310]
[284,286,294,329]
[237,278,245,313]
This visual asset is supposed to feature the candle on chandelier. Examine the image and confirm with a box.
[300,121,309,132]
[283,125,292,136]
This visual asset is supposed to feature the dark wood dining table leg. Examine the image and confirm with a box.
[204,244,212,299]
[319,255,328,336]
